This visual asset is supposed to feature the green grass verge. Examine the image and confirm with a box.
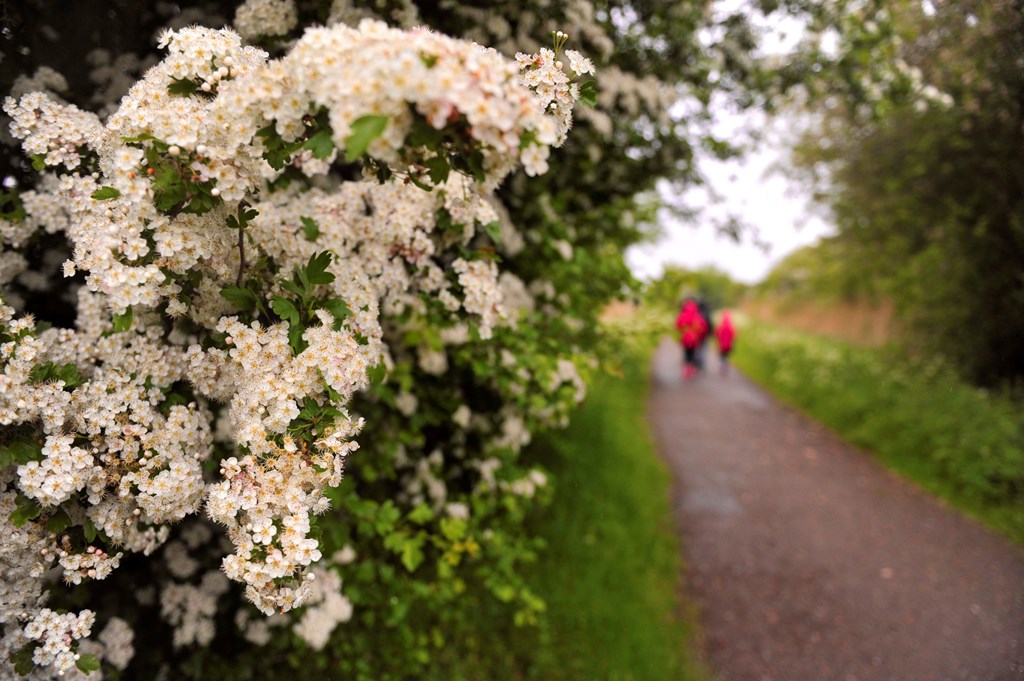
[733,320,1024,544]
[516,337,707,681]
[399,333,707,681]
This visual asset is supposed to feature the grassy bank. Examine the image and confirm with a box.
[733,320,1024,544]
[518,335,706,680]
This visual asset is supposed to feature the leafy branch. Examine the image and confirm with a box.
[270,251,353,354]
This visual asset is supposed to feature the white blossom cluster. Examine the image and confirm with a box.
[21,609,95,676]
[4,93,105,172]
[233,0,299,42]
[160,571,232,648]
[218,19,573,184]
[246,174,503,339]
[426,0,664,147]
[514,45,593,174]
[0,17,591,676]
[292,566,354,650]
[95,618,133,671]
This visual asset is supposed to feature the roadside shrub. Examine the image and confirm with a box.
[0,1,720,677]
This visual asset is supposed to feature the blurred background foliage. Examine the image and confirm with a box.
[763,0,1024,387]
[644,264,747,312]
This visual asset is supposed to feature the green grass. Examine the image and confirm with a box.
[733,320,1024,544]
[435,334,707,680]
[516,337,708,681]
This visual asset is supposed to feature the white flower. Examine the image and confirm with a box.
[565,50,595,76]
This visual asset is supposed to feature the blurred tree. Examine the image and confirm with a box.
[754,237,885,303]
[764,0,1024,386]
[644,265,747,311]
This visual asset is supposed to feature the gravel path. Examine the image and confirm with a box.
[647,338,1024,681]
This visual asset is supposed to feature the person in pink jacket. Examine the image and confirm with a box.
[716,311,736,375]
[675,300,708,380]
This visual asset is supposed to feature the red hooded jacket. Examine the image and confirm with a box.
[675,301,708,350]
[716,311,735,352]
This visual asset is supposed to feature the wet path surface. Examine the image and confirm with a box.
[647,338,1024,681]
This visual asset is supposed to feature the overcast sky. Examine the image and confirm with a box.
[625,4,834,285]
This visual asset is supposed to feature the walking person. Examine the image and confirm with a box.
[716,310,736,375]
[676,300,708,380]
[695,297,714,370]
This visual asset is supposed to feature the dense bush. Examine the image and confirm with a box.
[0,1,723,679]
[779,0,1024,386]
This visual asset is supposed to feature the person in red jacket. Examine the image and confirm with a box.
[675,300,708,380]
[716,310,736,375]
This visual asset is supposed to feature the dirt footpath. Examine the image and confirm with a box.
[647,338,1024,681]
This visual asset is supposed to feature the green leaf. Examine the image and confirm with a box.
[319,298,351,328]
[518,129,537,150]
[76,653,101,674]
[220,286,258,312]
[303,129,335,160]
[493,583,516,603]
[90,186,121,201]
[424,156,450,185]
[304,251,335,286]
[440,517,467,541]
[400,537,425,572]
[578,79,598,107]
[0,442,43,468]
[10,495,41,527]
[403,329,423,347]
[10,644,35,675]
[300,216,320,242]
[257,123,304,170]
[451,148,486,183]
[406,118,444,148]
[181,180,220,215]
[29,362,83,389]
[280,280,305,298]
[483,220,502,244]
[0,190,26,222]
[288,324,307,355]
[159,391,190,414]
[168,77,201,96]
[28,363,53,384]
[112,308,133,333]
[45,507,73,533]
[408,175,433,192]
[368,362,387,384]
[167,77,212,99]
[152,167,187,212]
[383,530,425,571]
[83,517,98,543]
[31,154,47,171]
[408,504,434,525]
[375,502,401,535]
[54,363,82,387]
[344,115,389,162]
[270,297,301,326]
